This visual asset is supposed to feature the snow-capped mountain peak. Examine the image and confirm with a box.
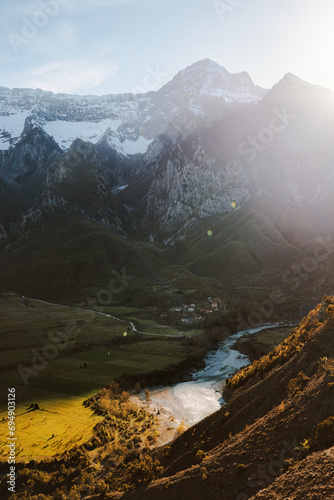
[278,72,332,94]
[0,59,268,159]
[280,72,313,87]
[159,58,268,104]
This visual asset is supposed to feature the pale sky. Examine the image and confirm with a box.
[1,0,334,95]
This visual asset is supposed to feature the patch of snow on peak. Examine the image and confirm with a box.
[0,111,30,150]
[111,184,128,195]
[283,73,310,85]
[108,134,153,155]
[43,119,122,149]
[280,73,323,92]
[201,88,261,104]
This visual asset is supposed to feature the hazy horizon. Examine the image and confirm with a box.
[1,0,334,95]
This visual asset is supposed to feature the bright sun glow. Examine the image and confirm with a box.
[290,3,334,90]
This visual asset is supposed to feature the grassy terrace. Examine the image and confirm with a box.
[248,326,294,346]
[0,293,200,460]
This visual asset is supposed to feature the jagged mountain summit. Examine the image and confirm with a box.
[162,58,267,102]
[0,59,265,156]
[1,59,334,307]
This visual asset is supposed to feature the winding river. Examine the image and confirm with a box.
[142,324,280,426]
[21,295,279,425]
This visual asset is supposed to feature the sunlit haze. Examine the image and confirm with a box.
[0,0,334,95]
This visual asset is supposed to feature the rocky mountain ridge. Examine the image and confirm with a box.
[0,59,265,157]
[1,60,334,307]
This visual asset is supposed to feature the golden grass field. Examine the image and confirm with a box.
[0,390,102,461]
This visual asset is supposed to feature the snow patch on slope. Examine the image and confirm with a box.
[0,111,30,150]
[111,135,153,155]
[43,119,152,154]
[44,119,122,149]
[202,88,261,103]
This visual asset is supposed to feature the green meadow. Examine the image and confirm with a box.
[0,293,198,460]
[251,325,295,346]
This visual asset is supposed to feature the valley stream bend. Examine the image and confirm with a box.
[21,296,277,428]
[138,324,280,427]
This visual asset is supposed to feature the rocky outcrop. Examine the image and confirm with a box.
[145,143,250,234]
[0,119,62,184]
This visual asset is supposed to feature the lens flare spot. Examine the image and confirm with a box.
[207,230,213,237]
[231,202,237,209]
[123,332,128,337]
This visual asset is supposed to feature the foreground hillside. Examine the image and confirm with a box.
[120,297,334,500]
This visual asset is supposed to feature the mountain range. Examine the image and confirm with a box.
[1,59,334,313]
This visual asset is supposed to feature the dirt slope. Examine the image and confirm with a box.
[119,299,334,499]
